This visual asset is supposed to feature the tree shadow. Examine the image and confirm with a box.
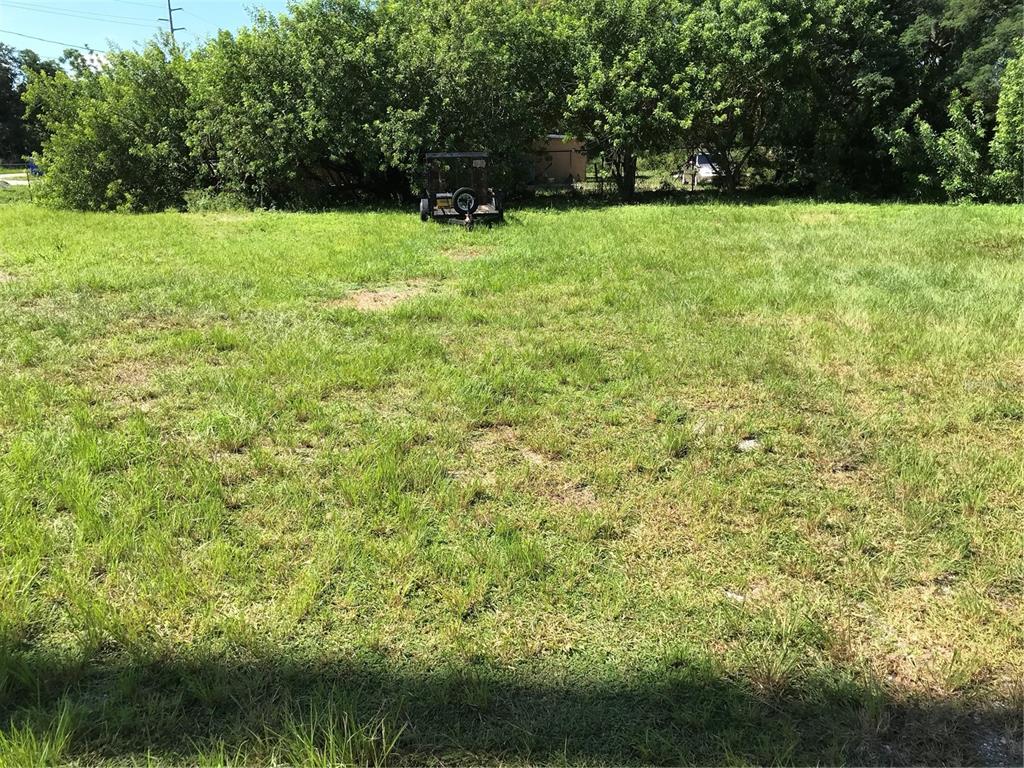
[250,186,933,217]
[2,650,1020,765]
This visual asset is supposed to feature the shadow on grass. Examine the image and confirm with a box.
[221,186,933,217]
[2,650,1020,765]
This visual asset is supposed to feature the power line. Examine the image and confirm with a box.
[3,1,156,27]
[2,2,160,29]
[0,28,101,52]
[182,8,214,26]
[5,1,156,23]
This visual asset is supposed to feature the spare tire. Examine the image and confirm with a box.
[452,187,479,216]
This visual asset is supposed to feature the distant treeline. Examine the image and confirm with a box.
[2,0,1022,210]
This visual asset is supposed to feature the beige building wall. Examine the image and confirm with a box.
[533,135,588,184]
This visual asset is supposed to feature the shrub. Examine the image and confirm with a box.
[182,189,253,212]
[917,95,991,202]
[23,44,194,212]
[990,44,1023,203]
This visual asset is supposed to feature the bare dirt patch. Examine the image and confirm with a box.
[470,425,551,467]
[457,426,602,512]
[0,271,15,283]
[444,245,494,262]
[328,279,435,312]
[110,359,157,390]
[81,356,170,410]
[546,479,597,508]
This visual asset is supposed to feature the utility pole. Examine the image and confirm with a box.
[159,0,185,46]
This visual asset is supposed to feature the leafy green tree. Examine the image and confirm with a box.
[373,0,569,191]
[187,1,382,205]
[990,42,1023,202]
[289,0,389,194]
[1,45,62,161]
[17,49,60,79]
[0,44,21,160]
[11,0,1022,205]
[187,17,313,205]
[791,0,908,196]
[897,0,1022,114]
[916,94,992,201]
[682,0,816,192]
[24,43,194,211]
[563,0,690,195]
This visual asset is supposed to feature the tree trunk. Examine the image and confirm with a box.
[612,151,637,196]
[715,153,737,194]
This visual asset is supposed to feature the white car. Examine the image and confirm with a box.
[674,152,721,188]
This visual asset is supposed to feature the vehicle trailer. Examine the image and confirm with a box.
[420,152,504,229]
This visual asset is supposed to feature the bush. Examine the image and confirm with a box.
[917,95,991,202]
[182,189,253,212]
[990,44,1023,203]
[23,44,194,212]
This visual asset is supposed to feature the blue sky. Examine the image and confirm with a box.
[0,0,290,60]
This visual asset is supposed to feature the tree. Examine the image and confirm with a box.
[0,44,21,160]
[373,0,569,192]
[682,0,816,192]
[564,0,691,195]
[17,49,60,79]
[896,0,1023,114]
[1,45,62,162]
[24,43,194,211]
[187,1,384,205]
[187,18,315,206]
[917,94,992,201]
[792,0,908,196]
[990,42,1023,202]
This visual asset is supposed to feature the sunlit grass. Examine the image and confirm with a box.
[0,199,1021,764]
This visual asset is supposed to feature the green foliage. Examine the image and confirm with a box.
[24,44,194,212]
[798,0,904,195]
[16,0,1023,207]
[187,2,381,206]
[990,44,1023,202]
[682,0,816,192]
[375,0,569,189]
[564,0,691,195]
[187,20,314,206]
[898,0,1023,110]
[917,95,992,202]
[0,44,62,162]
[182,188,253,212]
[0,44,21,161]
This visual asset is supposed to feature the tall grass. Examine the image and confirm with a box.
[0,200,1020,765]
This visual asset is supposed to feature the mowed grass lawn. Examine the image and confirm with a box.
[0,198,1021,766]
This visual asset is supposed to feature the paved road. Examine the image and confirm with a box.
[0,173,30,187]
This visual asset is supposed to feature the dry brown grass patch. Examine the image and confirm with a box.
[81,357,168,409]
[443,245,494,262]
[468,425,552,467]
[328,279,435,311]
[455,426,601,511]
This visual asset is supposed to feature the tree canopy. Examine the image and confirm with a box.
[12,0,1023,209]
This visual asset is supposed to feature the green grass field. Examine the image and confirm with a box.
[0,198,1021,765]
